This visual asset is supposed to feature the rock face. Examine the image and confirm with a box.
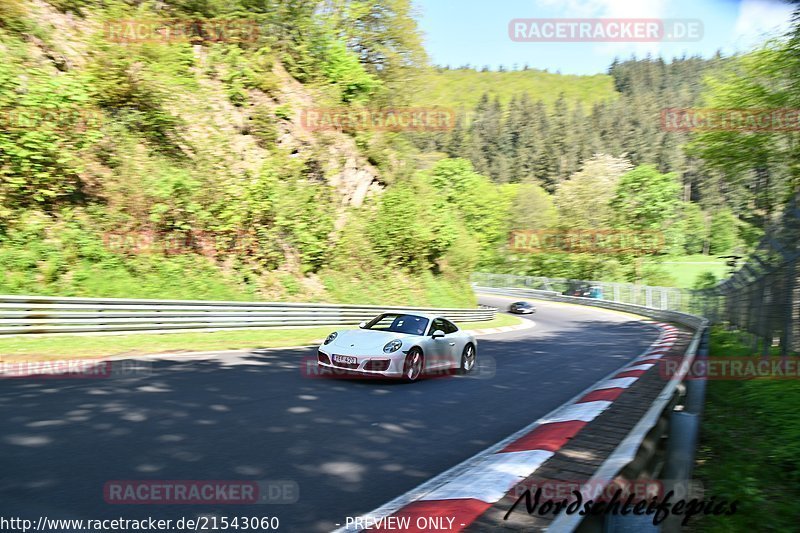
[328,160,383,230]
[33,1,384,217]
[270,62,383,210]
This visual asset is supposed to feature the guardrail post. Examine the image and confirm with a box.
[660,410,700,533]
[782,259,795,356]
[793,259,800,354]
[684,328,708,415]
[658,326,707,533]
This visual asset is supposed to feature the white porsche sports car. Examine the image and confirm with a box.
[317,312,478,382]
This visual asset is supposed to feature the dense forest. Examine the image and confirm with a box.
[0,0,798,303]
[414,52,795,233]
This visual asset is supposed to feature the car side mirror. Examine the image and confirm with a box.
[358,321,366,329]
[432,329,445,339]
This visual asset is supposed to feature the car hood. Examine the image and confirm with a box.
[329,329,416,350]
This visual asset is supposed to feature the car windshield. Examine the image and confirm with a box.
[516,302,530,307]
[364,313,429,335]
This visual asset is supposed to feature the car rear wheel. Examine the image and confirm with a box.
[459,344,476,374]
[403,348,424,382]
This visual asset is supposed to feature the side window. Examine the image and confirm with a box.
[442,320,458,334]
[430,318,446,335]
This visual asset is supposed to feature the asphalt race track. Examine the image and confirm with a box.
[0,295,659,532]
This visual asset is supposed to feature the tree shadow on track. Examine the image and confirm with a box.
[0,317,659,532]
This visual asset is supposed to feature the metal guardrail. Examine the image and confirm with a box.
[472,272,694,312]
[0,295,496,335]
[473,285,708,533]
[474,286,705,330]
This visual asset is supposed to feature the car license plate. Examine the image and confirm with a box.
[333,355,357,365]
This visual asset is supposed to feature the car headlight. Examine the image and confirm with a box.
[324,332,338,345]
[383,339,403,353]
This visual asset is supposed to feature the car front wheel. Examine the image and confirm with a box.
[403,348,424,382]
[459,344,476,374]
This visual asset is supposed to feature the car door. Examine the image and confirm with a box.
[427,318,451,370]
[440,319,463,367]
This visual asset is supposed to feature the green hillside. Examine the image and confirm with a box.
[0,0,477,307]
[410,67,617,110]
[0,0,792,304]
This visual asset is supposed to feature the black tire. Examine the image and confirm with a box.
[459,343,476,375]
[403,348,424,382]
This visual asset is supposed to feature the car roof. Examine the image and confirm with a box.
[379,311,442,321]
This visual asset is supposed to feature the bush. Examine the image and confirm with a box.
[694,327,800,532]
[88,45,182,152]
[0,56,100,215]
[682,202,709,254]
[369,174,457,271]
[227,80,248,106]
[709,208,739,254]
[426,158,511,264]
[0,0,28,32]
[249,106,279,148]
[248,71,279,95]
[274,104,292,121]
[693,271,718,290]
[320,41,379,103]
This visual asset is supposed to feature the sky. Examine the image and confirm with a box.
[412,0,797,74]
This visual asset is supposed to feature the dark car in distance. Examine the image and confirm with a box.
[509,301,536,314]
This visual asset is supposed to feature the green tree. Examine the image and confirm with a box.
[426,158,510,262]
[320,0,427,102]
[319,40,379,103]
[682,202,709,254]
[509,183,557,230]
[689,17,800,224]
[369,174,457,271]
[554,154,632,229]
[610,164,681,230]
[693,271,718,290]
[708,208,739,254]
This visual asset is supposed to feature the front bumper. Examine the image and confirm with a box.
[316,348,406,378]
